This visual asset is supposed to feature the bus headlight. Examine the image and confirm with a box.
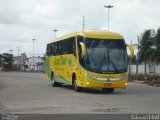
[125,83,128,86]
[86,82,90,85]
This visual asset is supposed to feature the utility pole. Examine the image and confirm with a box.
[17,47,20,71]
[104,5,114,31]
[32,39,36,71]
[53,29,58,39]
[83,16,85,30]
[131,40,133,65]
[136,36,140,80]
[9,49,13,70]
[17,47,20,57]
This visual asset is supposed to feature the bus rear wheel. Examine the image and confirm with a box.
[51,73,61,87]
[102,88,114,93]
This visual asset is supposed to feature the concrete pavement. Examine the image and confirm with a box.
[0,72,160,114]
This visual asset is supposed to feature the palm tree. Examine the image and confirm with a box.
[151,28,160,61]
[138,29,155,74]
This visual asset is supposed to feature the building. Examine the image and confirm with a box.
[13,53,27,71]
[25,56,44,72]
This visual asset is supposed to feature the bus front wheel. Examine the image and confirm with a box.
[73,75,82,92]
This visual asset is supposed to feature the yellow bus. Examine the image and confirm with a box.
[45,30,134,92]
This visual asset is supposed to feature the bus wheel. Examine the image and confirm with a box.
[73,76,82,92]
[51,73,61,87]
[102,88,114,93]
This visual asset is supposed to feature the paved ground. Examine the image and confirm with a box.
[0,72,160,114]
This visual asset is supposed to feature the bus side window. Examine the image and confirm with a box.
[62,39,68,54]
[59,41,63,55]
[46,44,51,56]
[50,43,53,55]
[55,42,59,56]
[72,37,76,56]
[52,43,56,56]
[67,37,76,56]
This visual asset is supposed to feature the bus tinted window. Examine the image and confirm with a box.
[46,37,76,56]
[66,37,76,55]
[46,44,51,56]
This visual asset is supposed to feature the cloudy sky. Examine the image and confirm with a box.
[0,0,160,57]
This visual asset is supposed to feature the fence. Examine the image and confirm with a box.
[129,64,160,74]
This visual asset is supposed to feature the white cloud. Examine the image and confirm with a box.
[0,0,160,56]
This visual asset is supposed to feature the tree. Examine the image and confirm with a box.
[150,28,160,62]
[2,53,13,70]
[138,29,155,74]
[0,54,2,67]
[138,29,155,63]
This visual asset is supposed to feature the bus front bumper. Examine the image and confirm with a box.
[80,78,128,89]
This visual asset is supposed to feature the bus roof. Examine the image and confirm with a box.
[48,29,124,44]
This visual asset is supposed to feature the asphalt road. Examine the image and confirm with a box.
[0,72,160,114]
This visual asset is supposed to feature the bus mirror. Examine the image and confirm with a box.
[126,44,134,59]
[79,42,86,57]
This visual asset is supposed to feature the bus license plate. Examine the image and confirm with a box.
[104,83,112,87]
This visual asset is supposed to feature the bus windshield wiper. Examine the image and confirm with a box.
[109,60,119,73]
[107,50,119,73]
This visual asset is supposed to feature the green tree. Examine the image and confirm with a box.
[2,53,13,70]
[0,54,2,67]
[139,29,155,63]
[138,29,155,74]
[150,28,160,62]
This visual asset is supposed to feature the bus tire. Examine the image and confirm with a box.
[72,75,82,92]
[102,88,114,93]
[51,72,61,87]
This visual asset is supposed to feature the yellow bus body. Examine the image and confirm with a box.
[45,30,129,90]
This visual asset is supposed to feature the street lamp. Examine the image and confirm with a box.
[104,5,114,31]
[17,47,20,71]
[9,49,13,54]
[32,39,36,71]
[53,29,58,39]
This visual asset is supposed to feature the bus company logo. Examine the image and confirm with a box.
[107,78,110,81]
[54,56,67,65]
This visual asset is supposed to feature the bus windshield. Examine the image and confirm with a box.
[79,38,127,74]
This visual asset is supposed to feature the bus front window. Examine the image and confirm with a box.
[79,38,127,74]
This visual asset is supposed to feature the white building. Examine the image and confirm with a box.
[25,56,44,72]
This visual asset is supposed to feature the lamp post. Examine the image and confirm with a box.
[38,56,40,72]
[32,39,36,71]
[9,49,13,71]
[53,29,58,39]
[17,47,20,71]
[9,49,13,54]
[104,5,114,31]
